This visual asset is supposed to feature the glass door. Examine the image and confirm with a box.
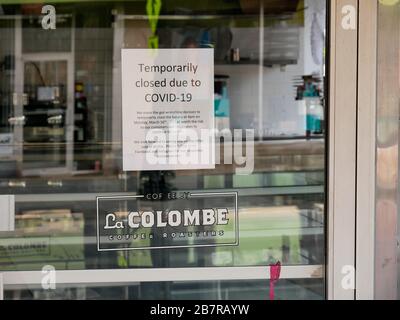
[0,0,328,300]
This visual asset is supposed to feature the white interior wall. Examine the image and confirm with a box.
[214,28,306,137]
[215,0,326,137]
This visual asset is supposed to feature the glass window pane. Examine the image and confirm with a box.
[0,0,327,300]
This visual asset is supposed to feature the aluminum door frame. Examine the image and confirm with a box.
[327,0,358,300]
[329,0,381,301]
[356,0,378,300]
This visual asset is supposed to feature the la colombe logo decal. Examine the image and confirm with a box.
[96,191,239,251]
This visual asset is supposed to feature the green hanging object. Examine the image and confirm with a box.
[117,252,128,268]
[148,35,159,49]
[146,0,162,35]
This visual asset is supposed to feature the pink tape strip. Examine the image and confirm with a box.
[269,262,281,300]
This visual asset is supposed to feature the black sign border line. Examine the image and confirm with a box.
[96,191,239,252]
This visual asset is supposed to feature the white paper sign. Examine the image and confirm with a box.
[122,48,215,171]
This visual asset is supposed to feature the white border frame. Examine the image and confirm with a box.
[329,0,379,300]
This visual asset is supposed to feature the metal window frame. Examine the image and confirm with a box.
[332,0,381,300]
[328,0,380,301]
[327,0,358,300]
[0,265,322,288]
[0,266,323,299]
[356,0,377,300]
